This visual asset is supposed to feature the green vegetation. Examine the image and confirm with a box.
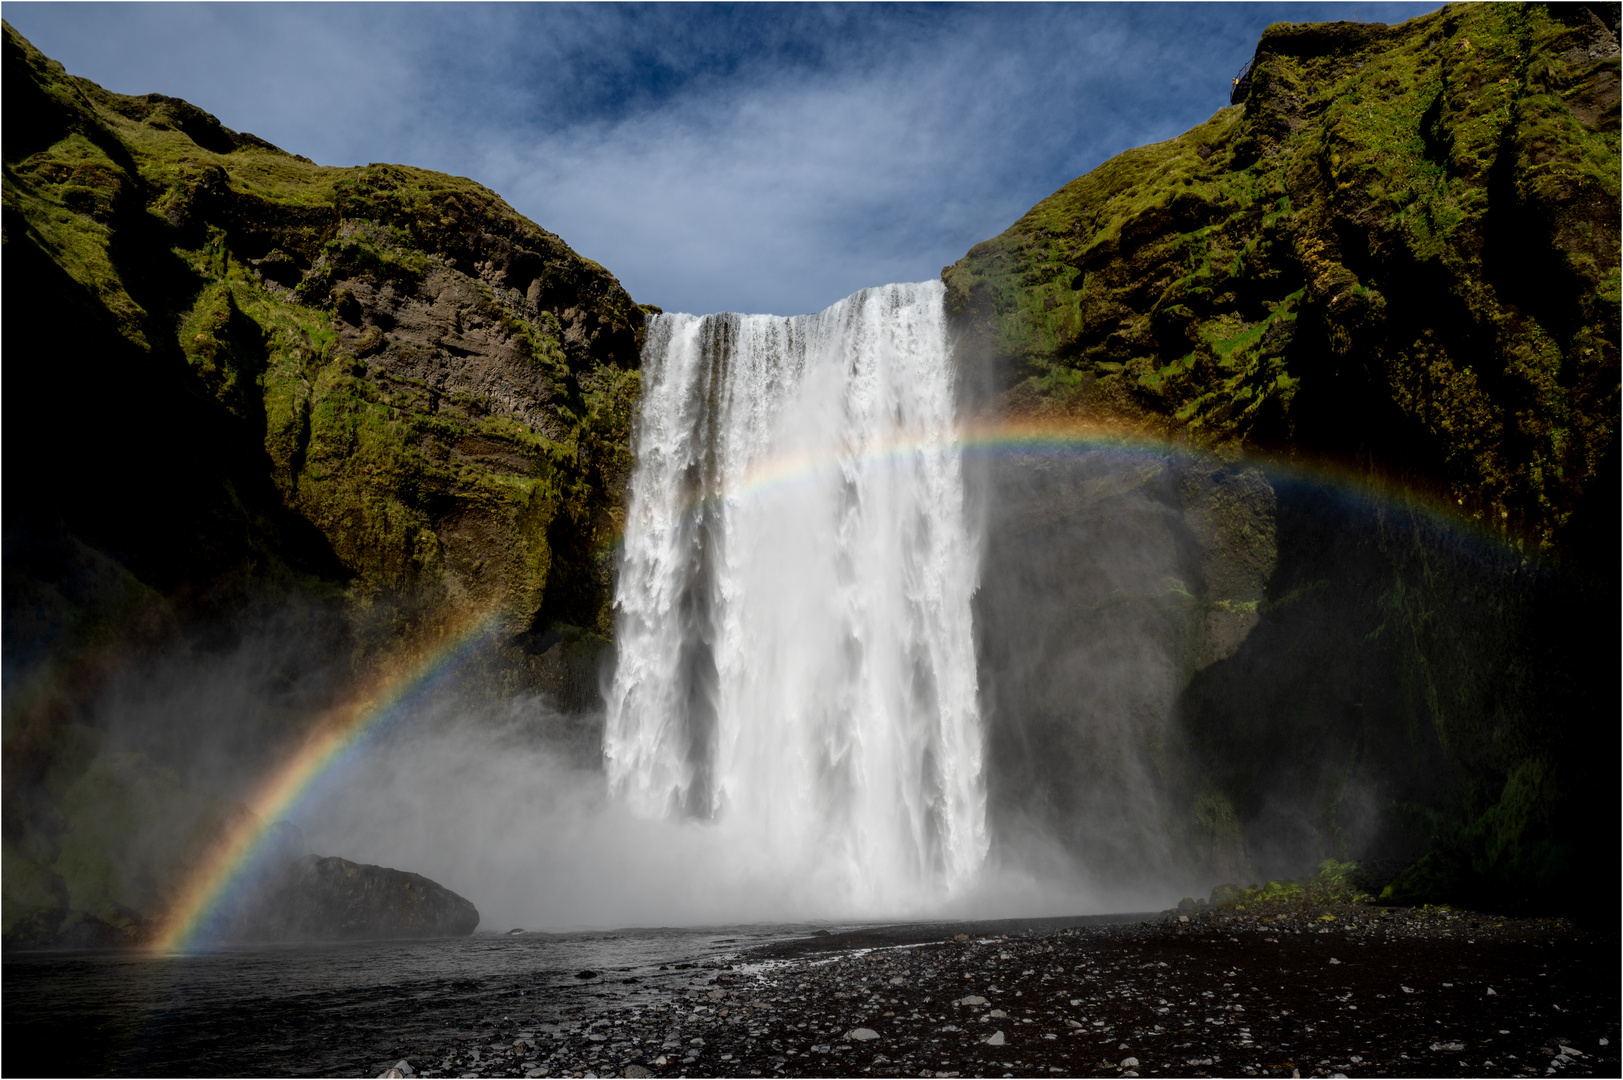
[1211,858,1374,913]
[2,20,647,948]
[2,19,644,640]
[958,5,1617,920]
[946,3,1619,554]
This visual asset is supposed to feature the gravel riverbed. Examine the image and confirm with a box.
[372,905,1617,1080]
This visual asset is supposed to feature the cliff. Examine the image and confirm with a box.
[3,21,645,642]
[2,21,637,948]
[953,3,1619,918]
[945,2,1618,554]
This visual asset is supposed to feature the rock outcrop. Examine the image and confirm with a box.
[946,2,1618,554]
[227,854,480,943]
[4,20,644,640]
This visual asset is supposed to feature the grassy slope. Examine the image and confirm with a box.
[946,2,1619,554]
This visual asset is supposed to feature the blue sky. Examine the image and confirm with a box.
[8,3,1440,316]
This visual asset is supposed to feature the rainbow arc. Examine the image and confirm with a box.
[148,605,502,954]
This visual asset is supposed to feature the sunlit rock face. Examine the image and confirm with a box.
[944,4,1619,555]
[605,283,987,914]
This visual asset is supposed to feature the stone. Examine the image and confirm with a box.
[623,1068,653,1078]
[848,1029,880,1042]
[1328,957,1341,965]
[377,1071,403,1079]
[953,934,970,942]
[226,855,479,942]
[959,996,987,1006]
[1121,1058,1140,1069]
[983,1031,1006,1046]
[1065,1020,1084,1030]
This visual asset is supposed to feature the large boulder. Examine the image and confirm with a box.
[233,854,480,943]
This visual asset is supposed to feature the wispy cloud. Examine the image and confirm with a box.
[8,2,1441,314]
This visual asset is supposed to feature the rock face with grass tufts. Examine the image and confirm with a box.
[3,20,645,641]
[2,20,635,950]
[946,3,1618,554]
[950,4,1618,920]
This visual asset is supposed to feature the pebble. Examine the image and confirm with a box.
[376,904,1613,1079]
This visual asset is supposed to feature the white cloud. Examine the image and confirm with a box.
[8,2,1444,315]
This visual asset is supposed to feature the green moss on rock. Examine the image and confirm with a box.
[3,19,646,638]
[947,3,1619,554]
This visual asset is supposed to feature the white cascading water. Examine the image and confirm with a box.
[604,281,987,914]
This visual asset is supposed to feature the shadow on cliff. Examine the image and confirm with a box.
[1178,475,1618,923]
[971,445,1618,923]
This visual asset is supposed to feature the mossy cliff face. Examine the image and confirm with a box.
[946,3,1618,553]
[957,4,1618,917]
[3,21,643,641]
[2,23,639,948]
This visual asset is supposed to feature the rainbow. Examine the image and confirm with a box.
[595,412,1520,558]
[149,415,1522,953]
[147,604,503,954]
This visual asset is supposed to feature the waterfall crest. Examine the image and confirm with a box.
[604,281,986,912]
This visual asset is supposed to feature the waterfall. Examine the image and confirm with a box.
[604,281,986,913]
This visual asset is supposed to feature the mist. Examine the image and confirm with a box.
[277,687,1170,932]
[33,440,1561,940]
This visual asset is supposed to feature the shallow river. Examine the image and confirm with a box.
[3,924,808,1077]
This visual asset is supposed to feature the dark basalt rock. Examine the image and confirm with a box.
[233,854,479,943]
